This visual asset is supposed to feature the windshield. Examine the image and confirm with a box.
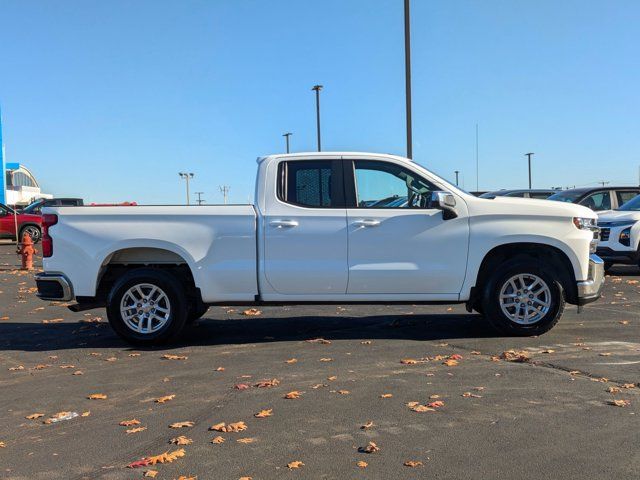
[21,200,43,214]
[548,190,583,203]
[618,194,640,211]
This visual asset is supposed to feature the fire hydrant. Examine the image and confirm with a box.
[17,232,37,271]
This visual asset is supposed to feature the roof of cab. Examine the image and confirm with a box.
[256,152,412,164]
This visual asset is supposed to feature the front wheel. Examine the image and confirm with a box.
[481,258,565,336]
[106,268,188,345]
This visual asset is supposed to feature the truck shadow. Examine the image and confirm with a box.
[0,313,496,352]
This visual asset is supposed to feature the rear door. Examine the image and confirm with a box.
[262,159,348,295]
[615,190,640,208]
[344,159,470,295]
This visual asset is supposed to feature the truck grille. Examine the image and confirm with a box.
[600,228,610,242]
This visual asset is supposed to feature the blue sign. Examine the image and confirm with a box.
[0,108,5,205]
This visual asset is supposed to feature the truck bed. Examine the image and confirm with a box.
[43,205,258,302]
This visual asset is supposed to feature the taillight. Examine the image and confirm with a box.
[42,214,58,258]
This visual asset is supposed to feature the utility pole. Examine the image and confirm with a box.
[283,132,292,153]
[178,172,194,205]
[599,181,610,187]
[219,185,230,204]
[404,0,413,159]
[312,85,323,151]
[454,170,460,186]
[475,124,479,191]
[525,153,534,189]
[195,192,205,205]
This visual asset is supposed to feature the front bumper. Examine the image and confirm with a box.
[35,273,74,302]
[595,247,640,265]
[576,254,605,305]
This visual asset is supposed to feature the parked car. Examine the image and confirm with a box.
[35,152,604,345]
[479,189,558,200]
[19,198,84,215]
[548,187,640,212]
[0,203,43,242]
[595,193,640,270]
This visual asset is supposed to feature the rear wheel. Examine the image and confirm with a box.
[481,258,565,336]
[106,268,188,345]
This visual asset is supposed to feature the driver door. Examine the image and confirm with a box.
[345,159,469,295]
[0,205,15,238]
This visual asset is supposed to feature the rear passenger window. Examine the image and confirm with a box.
[580,191,611,211]
[277,160,343,208]
[617,191,639,207]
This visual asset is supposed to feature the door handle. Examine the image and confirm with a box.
[270,219,299,228]
[353,219,381,228]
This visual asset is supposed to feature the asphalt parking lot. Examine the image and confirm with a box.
[1,243,640,480]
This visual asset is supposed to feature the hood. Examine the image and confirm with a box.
[469,195,596,219]
[597,209,640,223]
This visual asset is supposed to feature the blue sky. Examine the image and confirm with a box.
[1,0,639,203]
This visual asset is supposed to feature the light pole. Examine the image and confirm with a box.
[178,172,194,205]
[283,132,292,153]
[312,85,323,151]
[525,153,534,189]
[454,170,460,186]
[219,185,230,204]
[195,192,205,205]
[404,0,413,159]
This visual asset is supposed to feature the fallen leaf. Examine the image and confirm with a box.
[380,393,393,398]
[26,413,44,420]
[126,427,147,434]
[254,409,273,418]
[327,376,337,381]
[42,318,64,324]
[361,421,374,429]
[81,411,91,417]
[284,391,303,399]
[621,383,636,389]
[462,392,482,398]
[234,383,250,390]
[306,338,331,344]
[210,421,247,433]
[607,387,621,394]
[73,370,84,376]
[170,435,193,445]
[211,436,225,444]
[119,419,141,427]
[169,421,195,429]
[87,393,107,400]
[362,442,380,454]
[285,358,298,364]
[319,357,333,362]
[443,359,459,366]
[162,354,188,360]
[404,460,423,467]
[143,470,158,478]
[357,461,368,468]
[500,350,530,362]
[8,365,24,371]
[608,399,631,407]
[127,448,186,468]
[599,352,612,357]
[255,378,280,388]
[215,367,225,371]
[237,437,257,444]
[400,359,418,365]
[0,441,5,448]
[156,395,176,403]
[337,390,350,395]
[242,308,262,316]
[287,461,305,469]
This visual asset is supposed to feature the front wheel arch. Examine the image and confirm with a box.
[473,243,577,309]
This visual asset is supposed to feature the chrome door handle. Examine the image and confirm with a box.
[270,219,299,228]
[353,219,381,227]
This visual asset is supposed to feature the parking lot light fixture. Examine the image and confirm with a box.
[178,172,194,205]
[312,85,323,151]
[283,132,292,153]
[525,153,534,189]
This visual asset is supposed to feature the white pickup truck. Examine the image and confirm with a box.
[596,194,640,270]
[35,152,604,345]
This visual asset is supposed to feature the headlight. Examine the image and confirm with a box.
[620,227,632,247]
[573,217,598,231]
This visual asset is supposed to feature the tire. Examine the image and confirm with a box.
[187,301,209,324]
[481,257,565,336]
[106,268,188,346]
[19,224,41,243]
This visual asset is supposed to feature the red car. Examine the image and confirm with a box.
[0,203,43,242]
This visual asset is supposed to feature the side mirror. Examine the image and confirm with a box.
[428,191,458,220]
